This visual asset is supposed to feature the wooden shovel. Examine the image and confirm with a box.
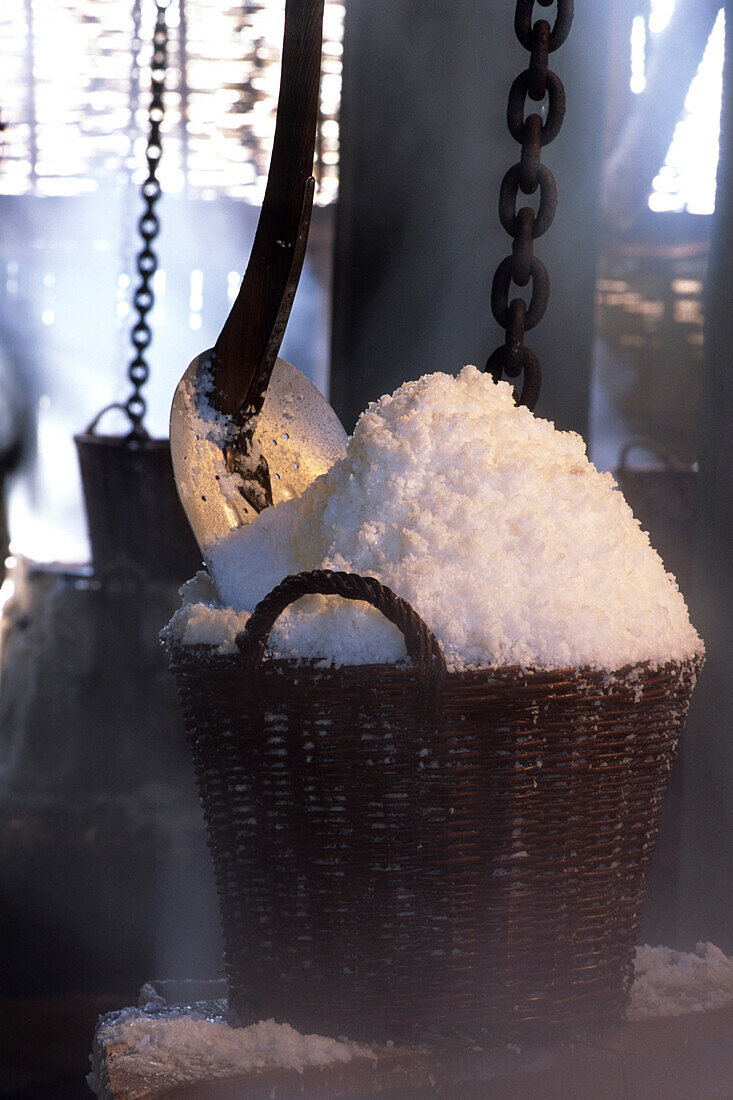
[170,0,346,558]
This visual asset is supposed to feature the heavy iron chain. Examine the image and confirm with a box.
[126,0,170,437]
[486,0,574,410]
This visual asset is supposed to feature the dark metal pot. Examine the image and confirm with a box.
[75,421,201,585]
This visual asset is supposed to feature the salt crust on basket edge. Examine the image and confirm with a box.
[163,368,703,674]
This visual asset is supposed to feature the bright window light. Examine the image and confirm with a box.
[630,15,647,94]
[0,0,344,205]
[649,8,725,215]
[649,0,677,36]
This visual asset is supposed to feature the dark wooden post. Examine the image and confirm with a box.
[678,0,733,951]
[330,0,609,436]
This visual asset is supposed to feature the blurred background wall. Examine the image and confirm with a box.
[331,0,608,439]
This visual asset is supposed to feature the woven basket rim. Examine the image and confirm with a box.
[166,639,703,683]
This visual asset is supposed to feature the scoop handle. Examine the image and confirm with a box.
[213,0,324,417]
[235,569,447,713]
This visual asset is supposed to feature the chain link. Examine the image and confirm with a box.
[487,0,573,410]
[126,0,170,437]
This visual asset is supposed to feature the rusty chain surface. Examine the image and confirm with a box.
[486,0,574,410]
[127,0,170,437]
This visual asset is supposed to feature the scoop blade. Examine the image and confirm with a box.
[170,350,347,556]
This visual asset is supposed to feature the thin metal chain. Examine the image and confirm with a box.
[126,0,170,437]
[486,0,574,410]
[116,0,143,383]
[177,0,190,193]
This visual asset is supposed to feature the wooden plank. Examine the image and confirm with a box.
[133,1050,436,1099]
[96,1024,437,1100]
[92,1006,733,1099]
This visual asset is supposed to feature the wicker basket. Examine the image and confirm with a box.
[169,569,701,1045]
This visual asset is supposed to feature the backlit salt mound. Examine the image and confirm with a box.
[168,366,702,671]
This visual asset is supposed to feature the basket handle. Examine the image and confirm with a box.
[81,402,150,441]
[235,569,446,715]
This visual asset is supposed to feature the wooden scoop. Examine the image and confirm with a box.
[170,0,346,557]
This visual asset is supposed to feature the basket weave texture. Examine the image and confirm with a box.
[169,570,701,1045]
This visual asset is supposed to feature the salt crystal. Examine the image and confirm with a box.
[165,367,703,672]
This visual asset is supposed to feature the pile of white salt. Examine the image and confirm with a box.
[165,366,702,671]
[629,942,733,1018]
